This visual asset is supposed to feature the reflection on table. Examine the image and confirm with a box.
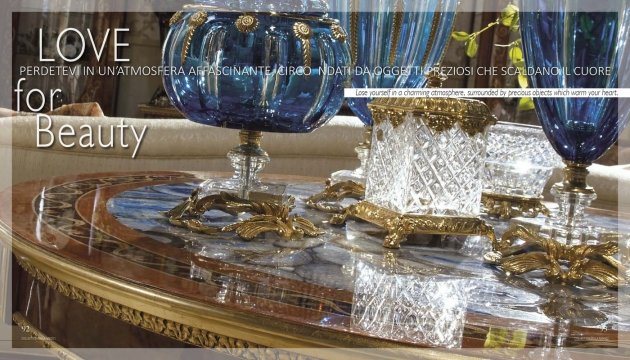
[4,172,629,352]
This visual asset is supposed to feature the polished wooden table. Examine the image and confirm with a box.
[2,172,629,358]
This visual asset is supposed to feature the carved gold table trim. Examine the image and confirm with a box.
[331,201,496,249]
[4,223,459,357]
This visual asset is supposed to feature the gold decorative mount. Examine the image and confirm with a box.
[419,2,443,69]
[181,11,208,64]
[368,97,497,136]
[236,14,259,33]
[167,190,324,241]
[331,201,496,249]
[556,161,595,195]
[330,23,347,42]
[349,0,359,66]
[169,11,184,26]
[481,192,550,220]
[485,225,626,289]
[388,0,404,65]
[305,179,365,214]
[293,22,313,69]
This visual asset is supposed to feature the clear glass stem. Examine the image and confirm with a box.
[227,130,269,199]
[546,162,597,244]
[355,142,370,178]
[331,127,372,184]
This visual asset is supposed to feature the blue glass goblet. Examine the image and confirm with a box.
[327,0,458,184]
[162,3,351,198]
[520,0,630,243]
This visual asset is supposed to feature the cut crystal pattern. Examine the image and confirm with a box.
[485,122,562,197]
[366,113,487,216]
[352,259,470,347]
[365,115,414,211]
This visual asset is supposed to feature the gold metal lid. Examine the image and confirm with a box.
[368,96,497,136]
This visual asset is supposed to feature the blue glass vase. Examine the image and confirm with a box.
[520,0,630,242]
[327,0,458,183]
[162,4,350,197]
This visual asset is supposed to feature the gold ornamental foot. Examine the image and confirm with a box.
[331,201,496,249]
[484,225,626,289]
[166,189,324,241]
[305,179,365,214]
[481,192,550,220]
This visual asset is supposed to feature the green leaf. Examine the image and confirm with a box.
[508,46,523,64]
[517,72,529,88]
[466,40,478,58]
[509,16,520,32]
[518,97,535,111]
[500,4,519,27]
[451,31,470,42]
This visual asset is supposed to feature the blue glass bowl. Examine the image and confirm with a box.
[163,8,351,133]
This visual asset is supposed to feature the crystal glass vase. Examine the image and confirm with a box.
[366,98,496,216]
[162,2,351,198]
[484,122,562,198]
[520,0,630,242]
[327,0,458,184]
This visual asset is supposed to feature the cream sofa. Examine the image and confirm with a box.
[3,115,363,182]
[1,114,627,210]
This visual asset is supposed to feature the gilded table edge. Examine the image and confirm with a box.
[2,222,472,360]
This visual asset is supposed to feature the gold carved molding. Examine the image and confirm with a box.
[4,226,407,352]
[419,2,442,68]
[388,0,404,65]
[169,11,184,26]
[330,23,347,42]
[368,97,496,136]
[349,0,359,65]
[14,256,268,352]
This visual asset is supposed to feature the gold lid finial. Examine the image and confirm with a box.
[426,66,447,88]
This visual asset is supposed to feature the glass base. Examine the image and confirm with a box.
[538,223,605,246]
[330,129,371,185]
[197,177,289,204]
[511,216,623,247]
[330,168,366,184]
[194,130,290,204]
[538,181,597,245]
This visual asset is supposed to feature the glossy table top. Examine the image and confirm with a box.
[2,171,629,351]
